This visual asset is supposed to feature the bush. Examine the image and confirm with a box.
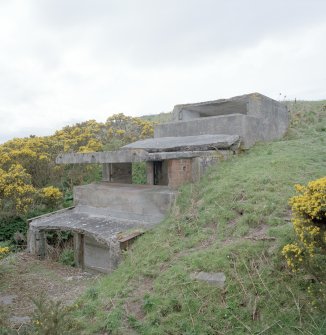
[0,246,10,260]
[28,295,81,334]
[40,186,63,210]
[58,248,75,267]
[0,217,27,242]
[282,177,326,272]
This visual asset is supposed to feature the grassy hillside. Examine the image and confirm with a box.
[70,100,325,334]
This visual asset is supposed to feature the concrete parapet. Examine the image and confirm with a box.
[154,114,260,148]
[73,183,176,223]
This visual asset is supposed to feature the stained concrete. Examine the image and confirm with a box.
[123,134,240,152]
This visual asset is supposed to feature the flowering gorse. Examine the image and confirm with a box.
[0,246,10,259]
[282,177,326,271]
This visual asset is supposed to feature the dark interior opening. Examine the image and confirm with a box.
[153,161,168,185]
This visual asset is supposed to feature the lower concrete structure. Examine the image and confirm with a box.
[28,184,176,273]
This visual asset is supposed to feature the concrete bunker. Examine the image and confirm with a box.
[27,93,288,273]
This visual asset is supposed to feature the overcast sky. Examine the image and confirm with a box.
[0,0,325,143]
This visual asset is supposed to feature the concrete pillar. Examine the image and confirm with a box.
[28,229,46,259]
[102,163,111,182]
[74,233,84,269]
[146,162,154,185]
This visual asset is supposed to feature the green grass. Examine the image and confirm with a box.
[71,100,326,334]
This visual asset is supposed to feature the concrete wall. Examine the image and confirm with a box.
[173,99,248,121]
[154,114,260,149]
[73,183,176,223]
[247,94,288,141]
[83,235,119,273]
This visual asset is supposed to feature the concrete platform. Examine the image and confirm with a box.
[28,206,147,246]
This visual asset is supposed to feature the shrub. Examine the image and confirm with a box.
[58,248,75,267]
[0,246,10,260]
[282,176,326,271]
[29,295,81,334]
[40,186,63,210]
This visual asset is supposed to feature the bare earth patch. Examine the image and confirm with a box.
[0,252,99,328]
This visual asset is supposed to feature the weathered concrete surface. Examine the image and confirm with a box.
[190,272,226,287]
[123,134,240,152]
[155,114,260,148]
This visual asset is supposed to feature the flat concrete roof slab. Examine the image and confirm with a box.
[29,206,150,245]
[56,149,149,164]
[123,134,240,152]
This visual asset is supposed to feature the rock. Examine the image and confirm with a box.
[190,272,226,288]
[0,294,17,305]
[66,275,85,281]
[9,316,31,325]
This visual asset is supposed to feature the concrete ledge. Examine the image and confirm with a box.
[123,134,240,152]
[55,148,231,165]
[56,149,149,164]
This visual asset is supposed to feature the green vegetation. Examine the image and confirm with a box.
[67,100,325,334]
[58,249,75,267]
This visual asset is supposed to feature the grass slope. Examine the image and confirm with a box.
[74,101,326,334]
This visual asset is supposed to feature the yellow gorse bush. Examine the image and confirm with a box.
[0,246,10,259]
[0,114,154,219]
[0,164,36,216]
[282,176,326,271]
[41,186,63,209]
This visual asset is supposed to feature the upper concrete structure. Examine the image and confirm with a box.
[155,93,288,148]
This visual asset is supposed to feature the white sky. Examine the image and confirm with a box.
[0,0,325,143]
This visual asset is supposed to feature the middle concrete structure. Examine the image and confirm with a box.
[28,93,288,273]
